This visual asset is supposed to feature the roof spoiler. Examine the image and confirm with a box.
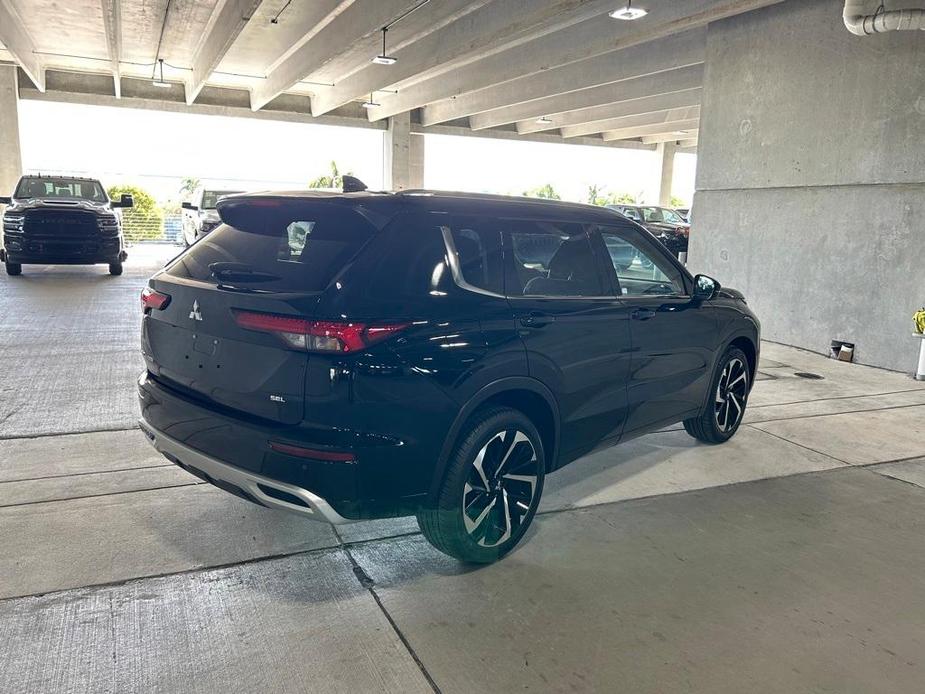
[342,175,367,193]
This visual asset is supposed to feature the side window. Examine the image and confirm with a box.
[598,226,686,297]
[504,221,603,297]
[442,218,504,295]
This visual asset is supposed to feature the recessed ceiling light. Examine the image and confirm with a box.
[536,116,553,125]
[609,2,647,20]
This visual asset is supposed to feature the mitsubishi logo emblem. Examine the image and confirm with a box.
[189,300,203,321]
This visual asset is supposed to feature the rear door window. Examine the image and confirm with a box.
[441,217,504,295]
[166,203,379,293]
[503,220,604,297]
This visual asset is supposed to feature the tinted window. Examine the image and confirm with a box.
[362,215,453,299]
[504,221,603,297]
[598,226,685,297]
[441,217,503,295]
[166,204,377,293]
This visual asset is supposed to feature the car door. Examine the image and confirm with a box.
[594,223,718,435]
[502,218,633,462]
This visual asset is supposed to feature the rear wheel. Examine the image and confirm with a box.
[684,346,750,444]
[108,262,123,276]
[417,406,545,563]
[5,262,21,276]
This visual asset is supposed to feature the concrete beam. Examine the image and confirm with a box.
[420,28,706,127]
[313,0,615,117]
[99,0,122,98]
[602,120,700,141]
[250,0,405,111]
[0,65,21,197]
[520,90,702,136]
[188,0,263,105]
[643,130,700,145]
[369,0,783,123]
[0,0,44,91]
[471,65,703,132]
[410,121,655,151]
[562,106,701,139]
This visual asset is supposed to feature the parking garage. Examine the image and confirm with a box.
[1,1,924,691]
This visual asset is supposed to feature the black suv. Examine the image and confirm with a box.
[1,175,133,276]
[138,188,759,562]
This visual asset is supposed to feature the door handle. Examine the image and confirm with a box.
[631,308,657,321]
[519,312,554,328]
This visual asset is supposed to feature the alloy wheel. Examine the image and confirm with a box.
[714,357,749,432]
[462,430,540,548]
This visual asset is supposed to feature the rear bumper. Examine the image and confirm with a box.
[139,418,353,524]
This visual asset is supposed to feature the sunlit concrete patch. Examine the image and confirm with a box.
[353,469,925,694]
[869,459,925,490]
[0,484,339,599]
[0,549,432,694]
[0,465,194,507]
[745,389,925,425]
[748,342,925,408]
[0,429,163,482]
[751,405,925,465]
[540,425,844,512]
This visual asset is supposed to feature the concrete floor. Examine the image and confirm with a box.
[2,247,925,692]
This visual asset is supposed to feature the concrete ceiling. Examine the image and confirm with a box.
[0,0,786,145]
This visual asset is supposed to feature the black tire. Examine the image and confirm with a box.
[417,406,546,563]
[108,262,123,276]
[684,346,750,444]
[5,262,21,276]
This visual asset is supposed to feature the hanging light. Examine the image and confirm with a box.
[151,59,171,88]
[362,92,381,109]
[609,1,648,20]
[535,116,553,125]
[372,28,398,65]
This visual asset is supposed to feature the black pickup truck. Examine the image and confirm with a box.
[0,175,133,276]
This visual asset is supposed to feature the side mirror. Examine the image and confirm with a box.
[693,274,720,301]
[182,202,198,211]
[0,196,11,205]
[119,194,134,209]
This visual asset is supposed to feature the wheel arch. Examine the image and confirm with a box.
[728,334,758,383]
[430,377,560,499]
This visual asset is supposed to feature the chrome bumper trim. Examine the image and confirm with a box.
[138,419,354,525]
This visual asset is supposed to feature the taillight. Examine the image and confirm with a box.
[233,310,408,352]
[141,287,171,312]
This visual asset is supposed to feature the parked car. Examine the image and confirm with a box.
[181,187,243,246]
[138,188,759,563]
[607,204,690,256]
[0,175,132,276]
[675,207,690,222]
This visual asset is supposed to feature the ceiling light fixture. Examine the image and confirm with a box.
[362,93,381,109]
[609,1,648,20]
[372,27,398,65]
[535,116,553,125]
[151,59,171,88]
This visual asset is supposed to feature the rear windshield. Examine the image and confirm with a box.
[166,203,379,293]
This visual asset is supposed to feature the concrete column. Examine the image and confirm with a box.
[383,111,412,191]
[657,141,676,207]
[0,65,23,199]
[409,133,425,189]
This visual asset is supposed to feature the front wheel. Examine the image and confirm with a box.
[684,346,750,444]
[417,407,545,563]
[108,262,123,276]
[5,262,22,276]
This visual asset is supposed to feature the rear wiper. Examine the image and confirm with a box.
[209,262,281,284]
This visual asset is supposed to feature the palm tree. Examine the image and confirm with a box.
[309,161,352,189]
[178,177,200,200]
